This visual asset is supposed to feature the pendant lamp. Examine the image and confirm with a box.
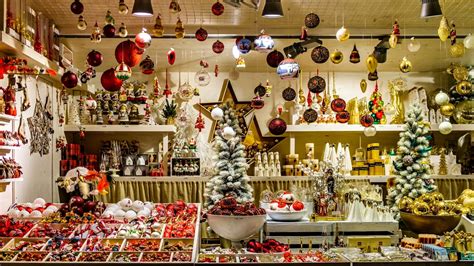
[132,0,153,17]
[420,0,442,18]
[262,0,283,18]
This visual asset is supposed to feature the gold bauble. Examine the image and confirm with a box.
[438,16,450,42]
[419,193,435,205]
[456,80,472,95]
[389,33,398,48]
[413,201,431,215]
[398,196,414,213]
[461,207,471,215]
[443,201,455,212]
[431,192,444,202]
[450,204,463,215]
[175,18,185,39]
[440,103,455,116]
[366,54,378,73]
[330,49,343,64]
[450,43,465,58]
[453,66,469,81]
[438,210,450,216]
[360,79,367,93]
[399,57,412,73]
[336,26,350,42]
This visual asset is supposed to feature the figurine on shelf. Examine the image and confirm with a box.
[117,104,129,124]
[129,104,140,124]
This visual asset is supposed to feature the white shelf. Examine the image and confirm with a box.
[64,124,177,133]
[0,178,23,183]
[0,145,20,152]
[0,114,19,124]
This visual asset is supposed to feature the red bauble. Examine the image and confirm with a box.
[360,114,374,127]
[195,27,208,42]
[268,117,287,135]
[103,24,116,38]
[168,48,176,65]
[69,196,84,208]
[70,0,84,15]
[266,50,284,68]
[83,201,97,212]
[331,98,346,112]
[140,55,155,75]
[115,40,142,67]
[101,68,123,92]
[211,1,224,16]
[336,111,350,123]
[61,71,78,88]
[212,40,224,54]
[376,111,384,119]
[86,50,103,67]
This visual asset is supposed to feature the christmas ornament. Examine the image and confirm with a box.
[254,30,274,53]
[266,50,284,68]
[407,37,421,52]
[304,13,320,28]
[195,108,205,132]
[439,121,453,135]
[101,68,123,92]
[308,73,325,94]
[251,94,265,109]
[368,83,385,124]
[453,99,474,124]
[212,40,224,54]
[303,108,318,123]
[453,65,469,81]
[175,18,185,39]
[399,57,413,73]
[282,86,296,101]
[115,40,142,67]
[363,126,377,137]
[350,44,360,63]
[268,107,287,135]
[86,50,103,67]
[366,54,378,73]
[195,63,211,86]
[167,48,176,65]
[232,45,241,59]
[117,23,128,37]
[438,16,450,42]
[77,15,87,31]
[114,62,132,81]
[214,65,219,77]
[103,24,116,38]
[70,0,84,15]
[236,57,246,68]
[389,20,400,48]
[464,33,474,49]
[211,107,224,120]
[277,58,299,80]
[336,26,350,42]
[450,42,465,58]
[360,79,367,93]
[135,28,152,49]
[177,82,194,101]
[153,15,164,37]
[331,98,346,112]
[237,37,252,54]
[61,71,78,89]
[254,83,266,97]
[163,70,172,98]
[336,110,350,123]
[90,22,101,43]
[368,70,378,81]
[435,91,450,106]
[456,80,472,95]
[300,26,308,40]
[118,0,129,15]
[360,114,374,127]
[195,27,208,41]
[440,103,455,116]
[211,0,224,16]
[222,126,236,140]
[139,55,154,75]
[264,80,272,96]
[169,0,181,13]
[311,46,329,63]
[330,49,343,64]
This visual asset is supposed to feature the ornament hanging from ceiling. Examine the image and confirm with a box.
[135,28,152,48]
[236,57,246,68]
[434,91,450,106]
[330,49,343,64]
[90,22,102,43]
[363,126,377,137]
[211,0,224,16]
[308,72,325,94]
[264,80,272,96]
[254,83,266,97]
[304,13,320,28]
[452,65,469,81]
[118,0,129,15]
[282,86,296,101]
[366,54,378,73]
[360,79,367,93]
[254,30,274,53]
[178,82,194,101]
[61,71,78,89]
[169,0,181,13]
[232,45,241,59]
[87,50,103,67]
[277,58,300,80]
[303,108,318,123]
[251,94,265,109]
[336,26,350,42]
[175,18,185,39]
[399,57,412,73]
[268,106,287,135]
[311,46,329,64]
[212,40,224,54]
[195,61,211,86]
[450,43,465,57]
[438,16,450,42]
[195,27,208,41]
[243,115,285,162]
[140,55,155,75]
[237,37,252,54]
[389,20,400,48]
[77,15,87,31]
[103,11,116,38]
[153,15,164,37]
[266,50,284,68]
[368,70,378,81]
[114,62,132,81]
[115,40,142,67]
[464,33,474,49]
[350,44,360,64]
[70,0,84,15]
[456,80,472,95]
[195,107,205,132]
[101,68,123,92]
[167,48,176,65]
[407,37,421,52]
[118,23,128,37]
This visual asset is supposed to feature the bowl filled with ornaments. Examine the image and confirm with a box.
[265,192,307,221]
[207,197,266,244]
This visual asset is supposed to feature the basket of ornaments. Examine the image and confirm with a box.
[265,191,307,221]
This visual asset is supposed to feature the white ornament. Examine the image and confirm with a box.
[118,198,133,210]
[435,91,450,106]
[407,37,421,52]
[114,209,126,218]
[137,210,149,218]
[117,230,127,237]
[232,45,241,59]
[464,33,474,49]
[144,202,154,210]
[8,209,20,218]
[102,210,113,218]
[24,202,33,208]
[46,205,58,212]
[19,209,30,218]
[222,126,236,140]
[33,203,43,209]
[107,204,120,212]
[211,107,224,120]
[439,121,453,135]
[151,231,161,238]
[132,200,144,212]
[269,202,278,210]
[364,126,377,137]
[30,210,43,218]
[43,209,55,217]
[336,26,350,42]
[33,198,46,207]
[125,210,137,220]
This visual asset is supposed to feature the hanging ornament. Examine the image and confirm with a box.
[61,71,78,89]
[360,114,374,127]
[195,27,208,42]
[152,76,162,97]
[439,121,453,135]
[464,33,474,49]
[85,95,97,110]
[114,62,132,81]
[450,43,465,58]
[336,110,350,123]
[453,65,469,81]
[282,86,296,101]
[303,108,318,123]
[456,80,472,95]
[366,54,378,73]
[331,98,346,112]
[214,65,219,77]
[153,15,164,37]
[90,22,102,43]
[254,30,274,53]
[77,15,87,31]
[350,44,360,63]
[118,0,129,15]
[115,40,142,67]
[268,107,287,135]
[311,46,330,63]
[167,48,176,65]
[300,26,308,40]
[440,103,455,116]
[178,82,194,101]
[169,0,181,13]
[266,50,284,68]
[135,28,152,49]
[363,126,377,137]
[389,20,400,48]
[70,0,84,15]
[140,55,155,75]
[163,70,172,98]
[435,91,450,106]
[336,26,350,42]
[277,58,300,80]
[237,37,252,54]
[304,13,320,28]
[254,83,266,97]
[212,40,224,54]
[86,50,103,67]
[212,0,224,16]
[251,94,265,109]
[222,126,236,140]
[175,18,185,39]
[438,16,450,42]
[453,99,474,124]
[232,45,241,59]
[265,80,272,97]
[118,23,128,37]
[407,37,421,52]
[308,72,325,94]
[330,49,343,64]
[101,68,123,92]
[194,68,211,87]
[360,79,367,93]
[368,70,378,81]
[399,57,413,73]
[236,57,246,68]
[195,108,205,132]
[211,106,224,120]
[103,16,116,38]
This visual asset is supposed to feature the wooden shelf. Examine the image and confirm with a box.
[64,124,177,133]
[0,178,23,183]
[0,114,19,124]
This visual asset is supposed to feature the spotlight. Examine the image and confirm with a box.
[262,0,283,18]
[132,0,153,17]
[420,0,442,18]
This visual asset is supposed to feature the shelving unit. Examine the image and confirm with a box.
[0,178,24,183]
[0,114,19,125]
[64,124,176,133]
[0,145,20,153]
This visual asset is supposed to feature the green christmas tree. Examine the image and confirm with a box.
[387,104,437,213]
[204,102,253,209]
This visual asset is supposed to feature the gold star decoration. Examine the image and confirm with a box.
[243,115,285,163]
[195,79,254,142]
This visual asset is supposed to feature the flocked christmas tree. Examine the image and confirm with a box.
[387,104,437,214]
[204,102,253,209]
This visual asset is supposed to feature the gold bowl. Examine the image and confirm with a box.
[400,212,461,235]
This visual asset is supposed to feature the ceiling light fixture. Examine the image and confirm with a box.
[132,0,153,17]
[262,0,283,18]
[420,0,442,18]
